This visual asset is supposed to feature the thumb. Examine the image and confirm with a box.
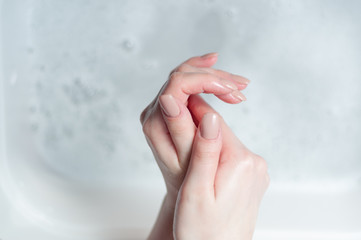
[182,113,222,196]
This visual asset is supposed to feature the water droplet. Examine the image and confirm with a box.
[122,39,135,51]
[226,8,237,18]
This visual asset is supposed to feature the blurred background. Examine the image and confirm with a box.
[1,0,360,239]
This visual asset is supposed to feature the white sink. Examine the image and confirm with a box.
[1,0,360,239]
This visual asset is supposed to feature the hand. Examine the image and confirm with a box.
[140,54,249,199]
[173,95,270,240]
[140,53,250,239]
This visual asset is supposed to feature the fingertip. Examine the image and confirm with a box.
[200,52,218,59]
[215,91,246,104]
[200,52,218,66]
[231,91,247,101]
[183,53,218,68]
[235,83,249,91]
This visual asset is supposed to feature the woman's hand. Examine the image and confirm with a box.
[140,53,249,199]
[173,95,270,240]
[140,53,250,239]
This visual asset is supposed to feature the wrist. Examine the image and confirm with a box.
[147,194,177,240]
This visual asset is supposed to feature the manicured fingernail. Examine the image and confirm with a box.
[200,113,220,140]
[231,91,247,101]
[231,74,251,85]
[221,79,238,91]
[159,94,180,117]
[201,52,218,59]
[237,83,248,90]
[231,74,250,85]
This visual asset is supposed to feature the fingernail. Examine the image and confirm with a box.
[231,91,247,101]
[200,113,220,140]
[221,79,238,91]
[231,74,250,85]
[201,52,218,59]
[237,83,248,89]
[159,94,180,117]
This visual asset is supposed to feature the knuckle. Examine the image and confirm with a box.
[169,71,183,84]
[168,63,188,77]
[168,69,176,78]
[256,156,269,174]
[141,117,153,137]
[176,63,190,72]
[239,152,269,174]
[239,152,256,169]
[140,99,157,125]
[193,149,219,162]
[140,108,148,125]
[168,124,187,136]
[196,71,213,81]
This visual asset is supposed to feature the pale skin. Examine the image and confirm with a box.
[140,53,270,240]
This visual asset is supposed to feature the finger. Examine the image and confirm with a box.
[163,72,242,104]
[141,54,232,173]
[159,94,196,169]
[176,64,250,90]
[145,53,219,119]
[158,54,242,168]
[159,76,229,169]
[188,94,248,152]
[215,91,247,103]
[188,94,251,193]
[171,64,248,103]
[183,113,222,196]
[200,67,250,89]
[180,52,219,68]
[142,106,179,171]
[169,53,218,78]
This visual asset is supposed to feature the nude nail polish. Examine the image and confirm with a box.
[201,52,218,59]
[222,79,238,91]
[231,91,247,101]
[159,94,180,117]
[200,113,220,140]
[231,74,251,85]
